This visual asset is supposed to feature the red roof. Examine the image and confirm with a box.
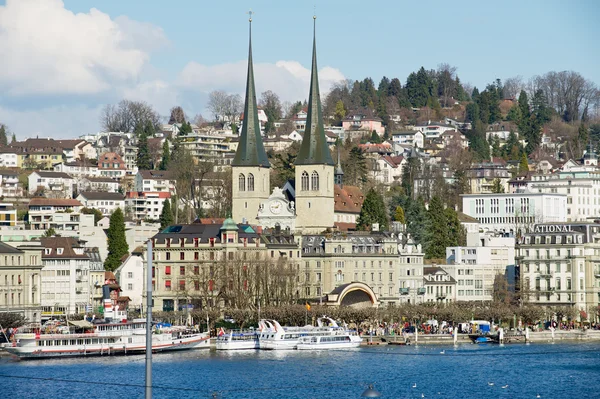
[334,184,364,214]
[29,198,82,207]
[125,191,171,199]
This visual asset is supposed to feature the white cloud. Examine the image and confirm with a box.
[0,0,166,96]
[178,59,345,103]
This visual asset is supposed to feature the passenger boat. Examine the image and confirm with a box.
[216,328,259,350]
[258,317,352,350]
[296,331,362,350]
[5,286,209,359]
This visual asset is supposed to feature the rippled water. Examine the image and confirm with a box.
[1,343,599,399]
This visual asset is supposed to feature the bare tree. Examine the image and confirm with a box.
[192,114,207,127]
[436,63,458,107]
[224,94,243,125]
[502,76,524,100]
[100,100,162,133]
[207,90,229,122]
[168,106,187,124]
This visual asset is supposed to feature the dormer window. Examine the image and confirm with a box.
[57,248,63,255]
[44,248,51,255]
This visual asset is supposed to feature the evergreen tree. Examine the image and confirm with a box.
[369,130,382,144]
[394,206,406,223]
[471,87,480,102]
[388,78,402,98]
[406,67,434,108]
[506,104,522,122]
[424,196,448,259]
[519,153,529,174]
[578,123,588,155]
[465,102,480,123]
[104,208,129,271]
[357,188,388,231]
[10,133,16,144]
[159,198,174,230]
[43,227,56,237]
[465,121,490,161]
[178,121,193,136]
[406,197,427,244]
[343,147,368,186]
[491,178,505,193]
[0,125,8,147]
[159,140,171,170]
[445,207,465,247]
[401,157,421,198]
[136,132,152,170]
[503,130,521,160]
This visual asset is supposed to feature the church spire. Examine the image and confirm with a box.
[295,16,334,166]
[232,13,270,168]
[335,144,344,186]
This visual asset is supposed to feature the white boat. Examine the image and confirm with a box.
[216,329,259,350]
[258,317,351,350]
[296,331,363,350]
[4,320,210,359]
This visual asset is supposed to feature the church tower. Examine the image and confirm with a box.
[231,15,270,224]
[294,17,335,233]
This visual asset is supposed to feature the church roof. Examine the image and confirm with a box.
[232,19,270,168]
[295,19,334,167]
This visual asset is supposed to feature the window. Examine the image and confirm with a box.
[166,252,171,261]
[127,272,133,278]
[194,266,199,275]
[247,173,254,191]
[311,171,319,191]
[194,281,200,291]
[127,283,133,290]
[301,171,309,191]
[238,174,245,191]
[165,280,171,291]
[179,280,185,291]
[165,266,171,275]
[194,252,199,260]
[180,266,185,275]
[180,252,185,261]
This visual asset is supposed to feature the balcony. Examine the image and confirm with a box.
[417,288,426,295]
[437,294,447,300]
[399,288,410,295]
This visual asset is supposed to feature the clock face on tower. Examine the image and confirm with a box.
[269,200,283,214]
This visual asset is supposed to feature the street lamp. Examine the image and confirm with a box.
[361,383,381,397]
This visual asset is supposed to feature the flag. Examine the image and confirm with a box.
[305,302,311,311]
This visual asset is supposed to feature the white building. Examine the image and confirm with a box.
[397,237,426,304]
[27,198,86,231]
[115,248,144,310]
[125,221,161,252]
[78,176,120,193]
[423,266,456,304]
[461,193,567,235]
[28,171,75,198]
[54,160,99,179]
[517,223,600,314]
[412,122,456,139]
[0,148,18,168]
[125,191,171,221]
[0,171,23,197]
[135,170,176,193]
[40,236,91,319]
[392,131,425,149]
[76,192,125,216]
[529,159,600,222]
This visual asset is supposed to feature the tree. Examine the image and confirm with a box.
[0,124,8,147]
[465,121,490,161]
[168,106,186,124]
[445,207,466,247]
[491,178,505,193]
[207,90,229,122]
[394,206,406,223]
[357,188,388,231]
[343,147,368,186]
[81,207,103,225]
[136,131,152,170]
[159,140,171,170]
[578,123,589,153]
[401,156,421,199]
[43,227,56,237]
[465,102,480,123]
[0,312,27,329]
[105,208,129,271]
[369,130,382,144]
[11,133,16,144]
[260,91,283,134]
[100,100,161,133]
[406,197,427,244]
[334,100,346,124]
[424,196,448,259]
[159,198,174,231]
[406,67,435,108]
[519,152,529,174]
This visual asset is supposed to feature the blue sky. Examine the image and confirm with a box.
[0,0,598,138]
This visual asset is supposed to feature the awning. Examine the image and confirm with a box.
[580,310,588,320]
[68,320,94,328]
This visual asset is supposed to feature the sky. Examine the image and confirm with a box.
[0,0,598,139]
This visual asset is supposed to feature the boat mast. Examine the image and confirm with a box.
[145,240,153,399]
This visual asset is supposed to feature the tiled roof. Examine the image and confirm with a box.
[84,176,118,183]
[33,171,73,179]
[29,198,82,207]
[334,184,364,214]
[40,237,89,259]
[125,191,171,199]
[78,192,125,201]
[138,170,175,180]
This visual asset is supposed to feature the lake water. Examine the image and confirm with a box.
[1,343,599,399]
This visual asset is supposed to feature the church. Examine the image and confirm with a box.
[232,17,355,234]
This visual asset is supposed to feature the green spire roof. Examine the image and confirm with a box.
[232,17,270,168]
[295,18,334,166]
[220,217,238,232]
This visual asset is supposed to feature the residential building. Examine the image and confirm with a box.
[135,170,176,193]
[467,162,511,194]
[397,236,426,304]
[333,184,364,230]
[76,192,125,216]
[440,130,469,149]
[28,171,75,198]
[370,155,405,186]
[125,191,171,221]
[54,160,99,179]
[40,237,91,319]
[115,247,144,310]
[517,223,600,313]
[301,231,401,306]
[55,139,95,163]
[392,131,425,149]
[0,203,17,227]
[0,148,19,168]
[0,171,23,197]
[125,221,161,258]
[85,247,105,312]
[342,114,385,135]
[27,198,88,231]
[78,176,120,193]
[147,220,299,311]
[413,122,456,139]
[461,193,567,235]
[0,241,43,323]
[9,138,64,169]
[423,266,456,303]
[98,152,126,179]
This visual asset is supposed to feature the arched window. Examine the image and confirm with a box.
[301,171,309,191]
[247,173,255,191]
[311,171,319,191]
[238,174,246,191]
